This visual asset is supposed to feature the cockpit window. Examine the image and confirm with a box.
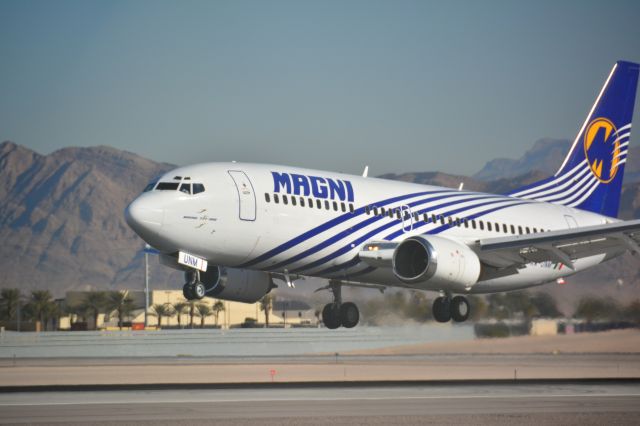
[156,182,180,190]
[193,183,205,194]
[143,181,157,192]
[179,183,191,194]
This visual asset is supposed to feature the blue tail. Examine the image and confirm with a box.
[509,61,639,218]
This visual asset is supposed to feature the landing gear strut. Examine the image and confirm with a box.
[183,270,206,301]
[432,294,470,323]
[321,280,360,329]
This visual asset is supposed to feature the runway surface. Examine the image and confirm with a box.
[1,382,638,425]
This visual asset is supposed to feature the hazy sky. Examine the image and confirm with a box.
[1,0,639,176]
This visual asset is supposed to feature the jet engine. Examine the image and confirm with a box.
[392,235,481,292]
[199,266,274,303]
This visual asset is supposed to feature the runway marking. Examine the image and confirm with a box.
[2,393,640,407]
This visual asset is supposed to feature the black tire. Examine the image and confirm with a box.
[450,296,470,322]
[322,303,341,329]
[193,282,206,299]
[183,283,194,300]
[432,297,451,323]
[340,302,359,328]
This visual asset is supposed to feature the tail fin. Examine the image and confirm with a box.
[510,61,639,217]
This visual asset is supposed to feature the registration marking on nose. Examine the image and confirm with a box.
[178,251,208,272]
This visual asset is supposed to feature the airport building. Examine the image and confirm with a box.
[59,290,316,330]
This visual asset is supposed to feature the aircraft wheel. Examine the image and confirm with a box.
[322,303,341,329]
[340,302,359,328]
[183,283,195,300]
[193,282,206,300]
[450,296,470,322]
[432,297,451,323]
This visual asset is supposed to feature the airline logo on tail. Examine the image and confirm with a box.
[583,117,621,183]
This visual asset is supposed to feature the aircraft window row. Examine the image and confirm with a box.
[264,193,355,213]
[363,205,549,235]
[150,181,206,194]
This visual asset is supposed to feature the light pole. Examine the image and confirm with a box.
[144,244,151,328]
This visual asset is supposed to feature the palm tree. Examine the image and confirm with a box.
[106,291,137,330]
[150,304,174,329]
[260,294,275,327]
[212,300,225,326]
[172,302,188,328]
[81,292,107,330]
[195,303,212,328]
[0,288,21,321]
[188,300,198,328]
[25,290,55,331]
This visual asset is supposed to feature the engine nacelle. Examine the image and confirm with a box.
[392,235,481,292]
[199,266,274,303]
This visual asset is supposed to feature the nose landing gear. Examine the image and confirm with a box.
[432,293,470,323]
[320,280,360,329]
[183,270,206,301]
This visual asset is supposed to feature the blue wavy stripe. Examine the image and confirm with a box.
[297,197,526,275]
[267,192,500,271]
[239,189,451,268]
[314,200,527,277]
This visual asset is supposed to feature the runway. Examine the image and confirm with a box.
[1,382,638,425]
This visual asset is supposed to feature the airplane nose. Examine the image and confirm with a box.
[124,197,164,237]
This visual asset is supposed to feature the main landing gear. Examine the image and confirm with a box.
[183,270,206,301]
[432,294,470,323]
[321,281,360,329]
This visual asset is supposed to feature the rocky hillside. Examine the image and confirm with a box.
[0,141,177,296]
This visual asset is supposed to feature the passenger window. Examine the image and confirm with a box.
[349,204,355,213]
[533,227,537,233]
[440,216,445,225]
[156,182,180,191]
[423,214,429,223]
[291,197,297,206]
[464,219,468,228]
[192,183,205,194]
[396,210,401,220]
[487,222,492,231]
[300,197,305,207]
[333,201,338,211]
[495,223,500,232]
[503,224,508,233]
[274,194,280,204]
[341,203,346,212]
[365,206,370,215]
[283,195,288,205]
[525,227,531,234]
[316,199,322,209]
[447,217,452,225]
[265,193,270,203]
[387,209,393,218]
[518,226,523,235]
[479,221,484,231]
[471,220,476,229]
[324,200,330,210]
[373,207,379,216]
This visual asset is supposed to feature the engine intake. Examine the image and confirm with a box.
[198,266,274,303]
[392,235,480,291]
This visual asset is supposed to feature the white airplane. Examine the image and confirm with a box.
[126,61,639,329]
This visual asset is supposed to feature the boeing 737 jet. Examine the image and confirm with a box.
[126,61,639,329]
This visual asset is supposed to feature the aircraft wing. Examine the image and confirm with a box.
[477,219,640,269]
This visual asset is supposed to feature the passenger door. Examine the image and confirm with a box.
[228,170,257,221]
